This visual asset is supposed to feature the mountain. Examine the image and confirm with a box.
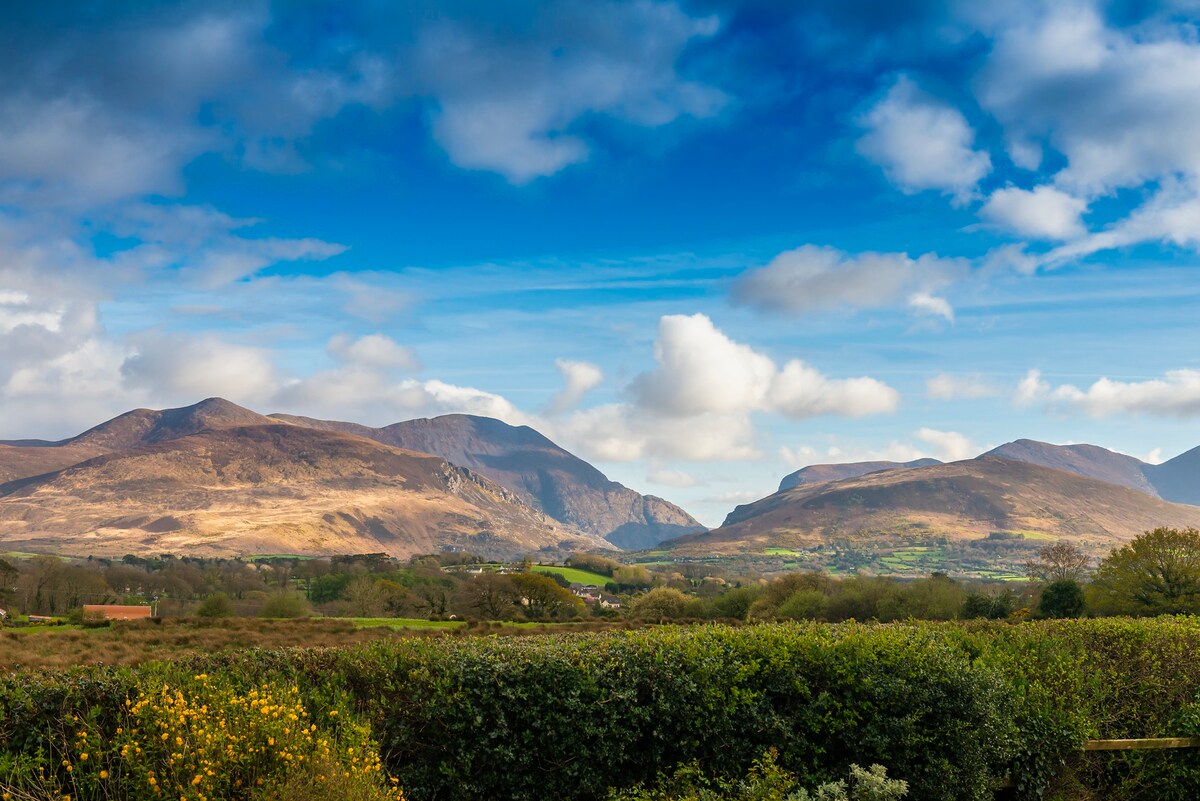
[0,421,613,560]
[983,439,1158,496]
[271,413,705,549]
[1146,446,1200,505]
[0,398,276,483]
[778,459,942,492]
[667,456,1200,559]
[982,439,1199,505]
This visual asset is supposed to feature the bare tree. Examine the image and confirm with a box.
[1024,542,1091,582]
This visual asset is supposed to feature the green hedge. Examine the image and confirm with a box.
[5,620,1200,801]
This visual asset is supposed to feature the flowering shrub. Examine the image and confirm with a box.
[2,675,403,801]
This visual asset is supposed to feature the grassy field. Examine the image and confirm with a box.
[533,565,612,585]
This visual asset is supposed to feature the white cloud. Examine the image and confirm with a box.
[120,334,283,406]
[554,404,761,463]
[632,314,776,416]
[415,1,724,182]
[857,75,991,202]
[546,358,604,416]
[914,428,976,461]
[1045,180,1200,264]
[732,245,968,318]
[328,333,419,371]
[978,5,1200,197]
[926,373,1000,400]
[768,361,899,418]
[779,428,978,468]
[632,313,899,419]
[647,467,699,488]
[907,291,954,322]
[1018,368,1200,418]
[981,185,1088,240]
[1014,368,1051,407]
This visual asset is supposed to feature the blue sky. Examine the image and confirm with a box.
[2,1,1200,526]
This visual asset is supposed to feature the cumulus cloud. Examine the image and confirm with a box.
[545,358,604,416]
[1015,367,1200,418]
[551,314,897,464]
[120,334,283,406]
[981,185,1089,240]
[732,245,968,318]
[327,333,420,371]
[926,373,1000,400]
[978,4,1200,197]
[857,75,991,202]
[554,404,760,463]
[632,313,899,419]
[414,1,724,182]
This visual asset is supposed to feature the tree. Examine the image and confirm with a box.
[343,576,386,617]
[259,593,312,619]
[628,587,690,620]
[197,592,234,618]
[1088,527,1200,615]
[457,573,519,619]
[1024,542,1091,583]
[510,573,584,619]
[1036,579,1086,618]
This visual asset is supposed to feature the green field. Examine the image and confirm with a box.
[533,565,612,586]
[763,547,802,556]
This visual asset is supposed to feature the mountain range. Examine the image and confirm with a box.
[669,439,1199,561]
[0,398,695,559]
[270,413,703,549]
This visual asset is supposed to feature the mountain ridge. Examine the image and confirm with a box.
[271,412,705,548]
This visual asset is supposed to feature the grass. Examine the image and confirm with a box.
[763,547,802,556]
[533,565,612,586]
[0,617,421,670]
[342,617,464,630]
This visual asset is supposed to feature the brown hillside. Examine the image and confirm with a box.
[0,398,278,483]
[272,413,704,548]
[0,423,613,560]
[669,456,1200,558]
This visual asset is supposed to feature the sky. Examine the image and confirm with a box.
[3,1,1200,527]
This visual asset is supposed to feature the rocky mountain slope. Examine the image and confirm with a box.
[272,413,705,549]
[667,456,1200,559]
[0,403,613,560]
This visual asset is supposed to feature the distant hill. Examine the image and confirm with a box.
[984,439,1157,496]
[0,398,275,483]
[667,456,1200,559]
[779,458,942,492]
[272,413,704,549]
[0,421,612,560]
[983,439,1199,505]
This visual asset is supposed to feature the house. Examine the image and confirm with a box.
[598,594,622,610]
[83,604,153,620]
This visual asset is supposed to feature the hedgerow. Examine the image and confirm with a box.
[4,619,1200,801]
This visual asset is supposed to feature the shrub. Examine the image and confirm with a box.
[260,594,312,619]
[197,592,234,618]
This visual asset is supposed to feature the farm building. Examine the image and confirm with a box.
[83,604,153,620]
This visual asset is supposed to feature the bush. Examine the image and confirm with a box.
[10,619,1200,801]
[260,593,313,619]
[608,752,907,801]
[197,592,235,618]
